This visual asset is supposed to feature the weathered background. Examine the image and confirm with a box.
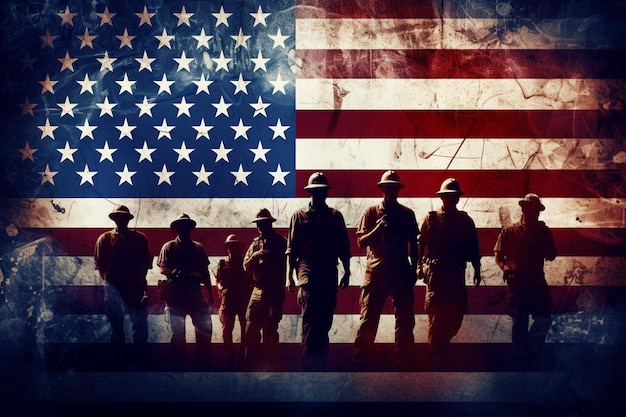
[1,0,625,416]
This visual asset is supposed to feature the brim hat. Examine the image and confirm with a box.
[436,178,464,195]
[109,205,134,220]
[170,213,197,231]
[303,172,332,191]
[252,208,277,223]
[377,170,405,189]
[519,193,545,211]
[224,234,239,245]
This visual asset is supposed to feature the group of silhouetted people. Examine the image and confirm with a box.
[94,170,556,371]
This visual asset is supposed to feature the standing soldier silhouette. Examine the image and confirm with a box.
[242,208,287,368]
[94,205,152,365]
[353,170,419,370]
[418,178,481,369]
[494,193,556,365]
[157,213,214,369]
[215,233,251,366]
[286,172,351,370]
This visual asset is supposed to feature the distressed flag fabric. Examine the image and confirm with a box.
[0,0,625,416]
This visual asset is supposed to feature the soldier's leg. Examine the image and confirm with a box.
[392,284,416,366]
[191,307,213,368]
[103,282,127,344]
[244,288,265,364]
[353,284,386,366]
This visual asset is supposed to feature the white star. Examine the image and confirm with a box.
[97,97,117,117]
[116,118,136,140]
[95,141,117,162]
[58,97,77,117]
[250,96,271,117]
[18,141,37,162]
[76,27,97,49]
[116,73,136,94]
[39,74,57,94]
[97,6,116,27]
[192,164,213,185]
[154,74,175,94]
[77,119,97,139]
[192,119,213,139]
[231,164,251,186]
[193,74,212,94]
[77,73,97,94]
[135,141,156,162]
[231,118,252,140]
[173,142,194,162]
[193,28,212,49]
[76,164,97,185]
[116,28,136,49]
[57,6,77,26]
[19,97,37,117]
[269,164,290,185]
[231,73,251,95]
[154,164,175,185]
[97,51,117,72]
[270,73,289,94]
[136,96,156,117]
[39,164,58,185]
[213,50,232,72]
[135,51,155,72]
[155,28,174,49]
[231,28,250,49]
[41,29,58,48]
[250,141,270,162]
[57,141,77,162]
[174,5,194,27]
[38,119,58,139]
[20,51,37,71]
[115,164,136,185]
[135,6,155,26]
[269,118,290,140]
[154,119,175,139]
[212,6,232,27]
[173,96,195,117]
[174,51,193,72]
[212,96,232,117]
[251,50,270,72]
[250,5,270,27]
[269,28,289,49]
[58,51,77,72]
[212,141,232,162]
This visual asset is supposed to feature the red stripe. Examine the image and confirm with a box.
[47,286,626,315]
[295,110,625,138]
[297,50,625,79]
[30,228,626,257]
[295,170,626,198]
[296,0,439,19]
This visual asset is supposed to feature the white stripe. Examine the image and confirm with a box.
[39,312,620,344]
[10,198,625,228]
[45,256,626,287]
[296,138,622,171]
[295,78,615,110]
[296,18,626,50]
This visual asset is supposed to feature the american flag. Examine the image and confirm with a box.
[0,0,625,416]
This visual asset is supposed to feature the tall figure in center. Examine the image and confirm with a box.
[353,170,419,370]
[286,172,351,370]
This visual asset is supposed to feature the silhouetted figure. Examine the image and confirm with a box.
[353,171,419,370]
[286,172,351,370]
[94,205,152,352]
[418,178,481,369]
[494,193,556,365]
[157,213,214,369]
[215,233,251,365]
[242,208,287,368]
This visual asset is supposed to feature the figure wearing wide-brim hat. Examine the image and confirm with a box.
[519,193,545,212]
[436,178,464,195]
[251,208,277,223]
[170,213,197,231]
[303,172,332,192]
[377,170,405,189]
[109,205,134,221]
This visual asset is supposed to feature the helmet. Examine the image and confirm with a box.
[519,193,545,211]
[377,170,404,189]
[436,178,464,195]
[303,172,331,191]
[224,234,239,245]
[109,205,134,221]
[251,208,277,223]
[170,213,197,231]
